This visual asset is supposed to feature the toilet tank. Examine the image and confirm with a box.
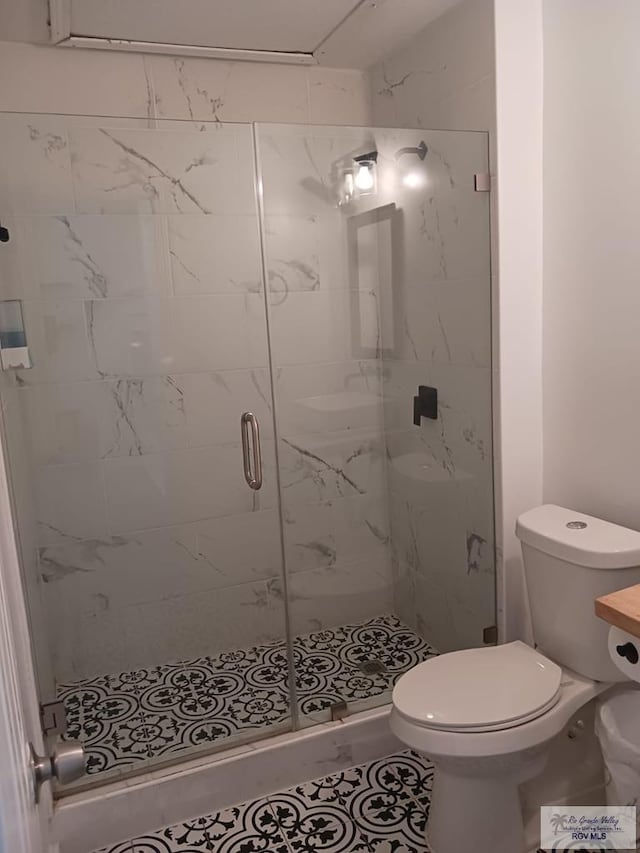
[517,505,640,682]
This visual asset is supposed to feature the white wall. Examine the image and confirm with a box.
[493,0,543,642]
[542,0,640,529]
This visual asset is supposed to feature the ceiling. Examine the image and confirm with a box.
[0,0,462,68]
[70,0,362,54]
[26,0,461,68]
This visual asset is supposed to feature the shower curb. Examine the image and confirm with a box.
[54,706,400,853]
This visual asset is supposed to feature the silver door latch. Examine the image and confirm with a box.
[30,740,86,802]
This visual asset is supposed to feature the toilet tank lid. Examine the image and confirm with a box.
[516,505,640,569]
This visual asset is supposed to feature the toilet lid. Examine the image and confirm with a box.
[393,641,562,732]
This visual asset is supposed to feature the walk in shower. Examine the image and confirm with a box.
[0,113,494,792]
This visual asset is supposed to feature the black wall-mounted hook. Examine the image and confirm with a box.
[413,385,438,425]
[0,222,10,243]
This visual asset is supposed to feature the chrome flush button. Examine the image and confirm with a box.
[566,521,587,529]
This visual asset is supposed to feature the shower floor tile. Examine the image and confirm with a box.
[59,614,436,779]
[92,749,435,853]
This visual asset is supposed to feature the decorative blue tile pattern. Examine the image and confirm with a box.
[93,750,434,853]
[60,614,436,777]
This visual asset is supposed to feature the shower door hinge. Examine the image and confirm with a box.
[474,173,491,192]
[40,700,68,737]
[483,625,498,645]
[330,700,348,721]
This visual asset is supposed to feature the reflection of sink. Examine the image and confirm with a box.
[299,391,380,413]
[390,451,471,483]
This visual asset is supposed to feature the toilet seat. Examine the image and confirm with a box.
[392,641,562,733]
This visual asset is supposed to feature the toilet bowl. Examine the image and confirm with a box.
[390,642,608,853]
[390,505,640,853]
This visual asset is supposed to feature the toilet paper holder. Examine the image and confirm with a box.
[616,640,639,665]
[608,625,640,680]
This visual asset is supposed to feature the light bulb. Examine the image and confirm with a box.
[402,171,424,189]
[355,163,374,191]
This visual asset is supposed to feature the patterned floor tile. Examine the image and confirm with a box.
[282,752,432,853]
[93,750,434,853]
[94,845,133,853]
[61,614,436,777]
[268,792,362,853]
[134,801,290,853]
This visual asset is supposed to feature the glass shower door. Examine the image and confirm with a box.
[256,123,494,726]
[0,113,291,787]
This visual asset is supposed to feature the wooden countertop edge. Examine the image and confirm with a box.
[595,584,640,641]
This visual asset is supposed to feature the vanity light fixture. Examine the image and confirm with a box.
[353,150,378,195]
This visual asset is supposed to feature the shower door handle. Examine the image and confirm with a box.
[240,412,263,490]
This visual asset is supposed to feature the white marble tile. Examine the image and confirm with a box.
[282,493,389,574]
[19,299,98,385]
[265,215,320,295]
[0,216,34,300]
[382,361,493,481]
[278,428,386,504]
[48,601,129,684]
[265,211,353,298]
[275,360,382,436]
[102,442,277,533]
[283,498,336,574]
[411,74,496,135]
[85,294,269,378]
[307,68,372,127]
[391,279,491,367]
[369,0,494,130]
[259,129,373,216]
[413,566,490,653]
[180,368,273,447]
[167,214,262,295]
[28,215,171,300]
[0,42,154,119]
[387,475,493,624]
[269,289,379,366]
[69,124,255,215]
[0,115,75,214]
[94,377,190,457]
[94,369,273,459]
[19,382,101,466]
[401,191,491,285]
[35,461,108,546]
[150,56,309,123]
[281,555,393,636]
[120,579,286,669]
[39,509,282,607]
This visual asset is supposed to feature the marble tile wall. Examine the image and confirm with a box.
[0,115,390,689]
[368,0,494,136]
[0,35,495,687]
[0,40,375,689]
[0,35,370,695]
[257,124,394,639]
[0,114,290,684]
[324,124,493,653]
[366,2,497,653]
[0,42,371,126]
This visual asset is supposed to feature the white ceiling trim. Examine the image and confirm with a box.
[48,0,462,69]
[55,35,317,65]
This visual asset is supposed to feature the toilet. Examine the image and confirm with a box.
[390,504,640,853]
